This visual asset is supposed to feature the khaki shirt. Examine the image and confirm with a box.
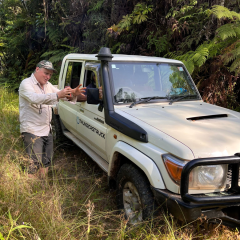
[19,73,60,136]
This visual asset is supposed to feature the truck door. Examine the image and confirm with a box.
[75,63,108,161]
[58,60,84,134]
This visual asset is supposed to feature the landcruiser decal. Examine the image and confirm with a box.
[76,116,105,139]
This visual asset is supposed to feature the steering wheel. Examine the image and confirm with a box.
[115,86,134,93]
[114,87,145,101]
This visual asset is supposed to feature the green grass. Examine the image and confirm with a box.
[0,87,239,239]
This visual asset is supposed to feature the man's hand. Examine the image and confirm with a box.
[57,87,72,99]
[71,84,87,97]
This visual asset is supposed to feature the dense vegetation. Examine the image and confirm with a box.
[0,0,240,110]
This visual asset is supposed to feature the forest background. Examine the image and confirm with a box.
[0,0,240,110]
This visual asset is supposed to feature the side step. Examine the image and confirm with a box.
[63,131,109,173]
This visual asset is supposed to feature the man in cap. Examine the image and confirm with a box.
[19,60,86,178]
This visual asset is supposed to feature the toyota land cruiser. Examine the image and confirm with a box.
[52,47,240,227]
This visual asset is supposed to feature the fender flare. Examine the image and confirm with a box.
[109,141,165,189]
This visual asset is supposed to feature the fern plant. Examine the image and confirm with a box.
[107,2,153,54]
[87,0,105,14]
[211,5,240,20]
[110,3,153,34]
[173,6,240,75]
[161,3,240,108]
[147,31,170,56]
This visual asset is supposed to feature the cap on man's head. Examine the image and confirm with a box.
[37,60,57,73]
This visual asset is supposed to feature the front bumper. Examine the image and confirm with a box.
[152,154,240,228]
[152,188,240,228]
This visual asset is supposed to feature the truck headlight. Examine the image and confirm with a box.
[189,165,228,190]
[163,154,228,190]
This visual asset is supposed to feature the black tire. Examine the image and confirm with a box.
[116,163,158,224]
[51,112,67,143]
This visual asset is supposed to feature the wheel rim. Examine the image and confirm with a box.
[122,181,143,224]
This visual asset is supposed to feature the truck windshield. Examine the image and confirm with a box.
[110,62,200,104]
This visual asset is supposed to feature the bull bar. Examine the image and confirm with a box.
[152,153,240,228]
[181,153,240,203]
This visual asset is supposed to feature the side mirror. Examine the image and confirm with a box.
[87,88,100,104]
[87,88,104,112]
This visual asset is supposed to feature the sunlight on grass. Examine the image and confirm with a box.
[0,86,239,239]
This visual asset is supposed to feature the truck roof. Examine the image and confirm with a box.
[63,53,182,64]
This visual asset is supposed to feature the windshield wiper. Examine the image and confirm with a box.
[168,94,198,105]
[129,96,166,108]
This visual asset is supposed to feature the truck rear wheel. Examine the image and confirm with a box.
[116,163,157,224]
[51,112,67,143]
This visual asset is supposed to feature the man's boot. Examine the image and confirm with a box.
[27,163,39,179]
[38,167,49,178]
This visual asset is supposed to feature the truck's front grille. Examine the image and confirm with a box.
[226,165,240,189]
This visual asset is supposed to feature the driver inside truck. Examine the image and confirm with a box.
[77,71,102,102]
[87,72,96,88]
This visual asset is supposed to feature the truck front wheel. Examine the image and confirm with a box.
[116,164,157,224]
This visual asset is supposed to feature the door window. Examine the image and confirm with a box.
[65,62,82,88]
[83,70,100,89]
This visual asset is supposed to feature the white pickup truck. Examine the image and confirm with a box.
[52,47,240,227]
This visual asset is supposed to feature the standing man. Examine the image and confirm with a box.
[19,60,85,177]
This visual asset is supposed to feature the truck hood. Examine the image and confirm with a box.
[120,101,240,159]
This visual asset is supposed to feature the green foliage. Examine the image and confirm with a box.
[216,23,240,40]
[118,15,132,31]
[110,42,122,54]
[82,0,111,53]
[41,47,78,64]
[5,211,33,240]
[192,47,209,67]
[87,0,105,14]
[0,0,239,108]
[166,4,240,77]
[0,232,4,240]
[132,3,152,24]
[113,3,153,33]
[176,45,209,74]
[147,32,170,56]
[166,0,198,18]
[0,0,112,88]
[154,2,239,108]
[212,5,240,20]
[229,56,240,74]
[180,24,240,75]
[221,40,240,75]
